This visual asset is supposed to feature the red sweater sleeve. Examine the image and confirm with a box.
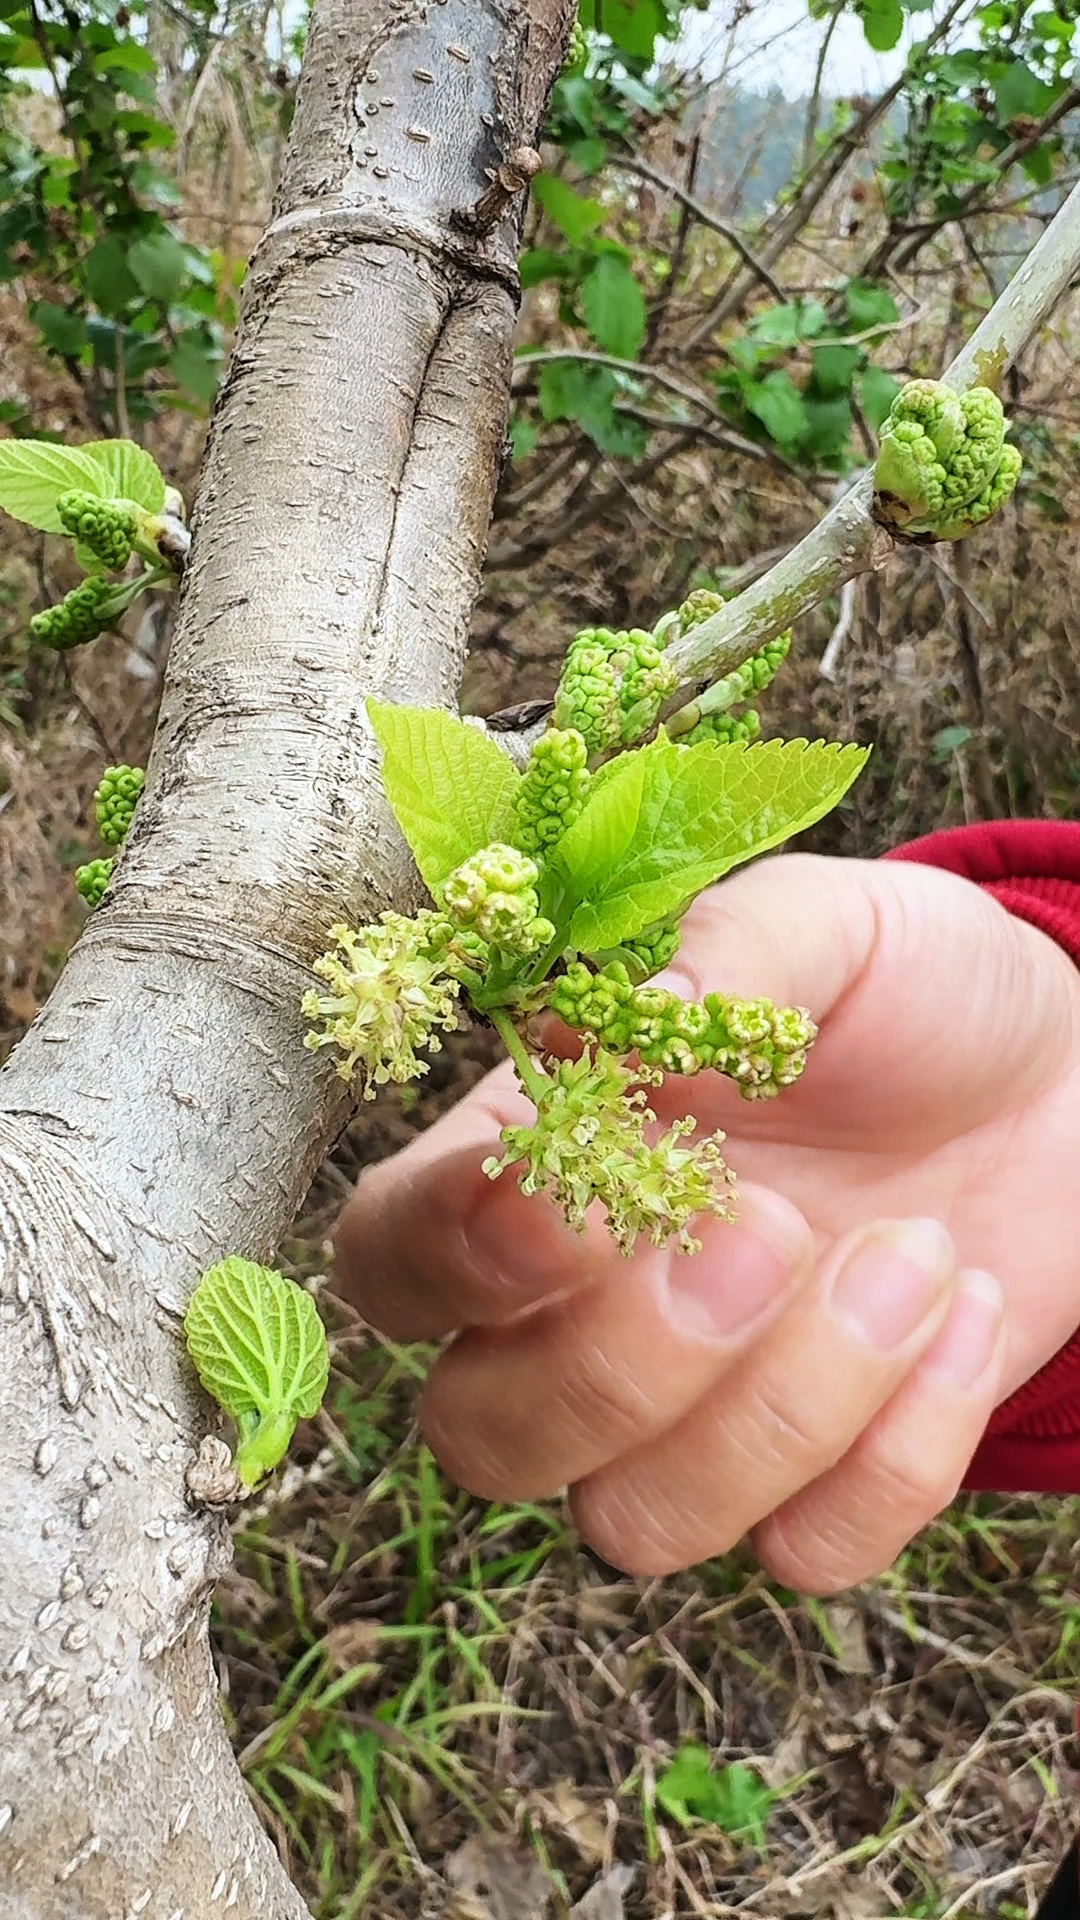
[885,820,1080,1494]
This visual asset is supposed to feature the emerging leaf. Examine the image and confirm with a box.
[183,1257,330,1488]
[78,439,167,512]
[0,439,114,533]
[367,700,521,892]
[559,736,869,952]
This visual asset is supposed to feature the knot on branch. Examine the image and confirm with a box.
[451,146,541,239]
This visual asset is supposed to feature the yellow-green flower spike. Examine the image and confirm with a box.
[183,1257,330,1489]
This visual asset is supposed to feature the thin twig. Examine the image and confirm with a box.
[611,152,785,301]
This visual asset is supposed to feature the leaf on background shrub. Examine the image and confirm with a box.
[127,228,188,302]
[532,172,605,244]
[859,364,902,431]
[580,253,646,359]
[743,370,808,451]
[857,0,903,52]
[536,362,646,458]
[366,700,522,891]
[844,278,899,335]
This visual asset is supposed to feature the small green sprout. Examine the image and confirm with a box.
[183,1257,330,1489]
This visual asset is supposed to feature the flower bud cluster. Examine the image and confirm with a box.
[94,764,145,845]
[302,911,465,1095]
[552,625,677,753]
[75,857,114,908]
[484,1045,735,1255]
[549,960,816,1098]
[513,727,591,854]
[57,489,137,571]
[441,843,555,957]
[30,576,116,650]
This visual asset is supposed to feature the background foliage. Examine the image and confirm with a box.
[2,1,1080,1914]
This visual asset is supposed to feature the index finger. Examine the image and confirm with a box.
[334,1060,614,1340]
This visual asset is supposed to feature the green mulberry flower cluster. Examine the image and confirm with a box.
[549,960,816,1098]
[483,1046,735,1255]
[75,857,115,908]
[57,489,136,571]
[441,843,555,957]
[680,632,790,745]
[302,912,466,1095]
[30,576,117,650]
[874,380,1022,541]
[683,709,761,746]
[512,727,591,855]
[552,625,677,754]
[94,764,145,845]
[621,922,681,981]
[562,17,588,70]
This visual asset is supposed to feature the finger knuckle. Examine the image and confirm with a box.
[559,1345,658,1452]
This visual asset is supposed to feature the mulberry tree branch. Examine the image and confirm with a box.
[660,174,1080,721]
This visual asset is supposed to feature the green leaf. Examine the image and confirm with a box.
[127,229,188,303]
[810,343,862,400]
[858,364,902,431]
[168,331,223,402]
[843,279,898,334]
[750,302,810,348]
[366,699,522,892]
[656,1746,773,1848]
[580,0,664,58]
[33,302,87,357]
[537,362,646,458]
[800,394,853,462]
[993,59,1059,124]
[744,370,808,452]
[0,439,112,532]
[580,252,646,359]
[83,234,140,313]
[532,172,605,245]
[931,723,972,761]
[559,736,869,952]
[183,1257,330,1487]
[519,247,571,289]
[857,0,903,51]
[79,439,167,512]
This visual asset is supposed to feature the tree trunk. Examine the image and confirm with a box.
[0,3,571,1912]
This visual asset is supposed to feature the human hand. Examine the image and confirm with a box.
[335,852,1080,1593]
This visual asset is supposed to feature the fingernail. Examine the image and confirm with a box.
[830,1217,954,1351]
[666,1194,807,1341]
[922,1269,1004,1388]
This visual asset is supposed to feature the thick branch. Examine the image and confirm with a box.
[0,2,574,1915]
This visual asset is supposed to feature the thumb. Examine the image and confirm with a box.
[650,849,1071,1149]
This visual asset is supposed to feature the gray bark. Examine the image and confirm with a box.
[0,3,572,1913]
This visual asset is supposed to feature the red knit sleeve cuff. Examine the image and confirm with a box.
[884,820,1080,1492]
